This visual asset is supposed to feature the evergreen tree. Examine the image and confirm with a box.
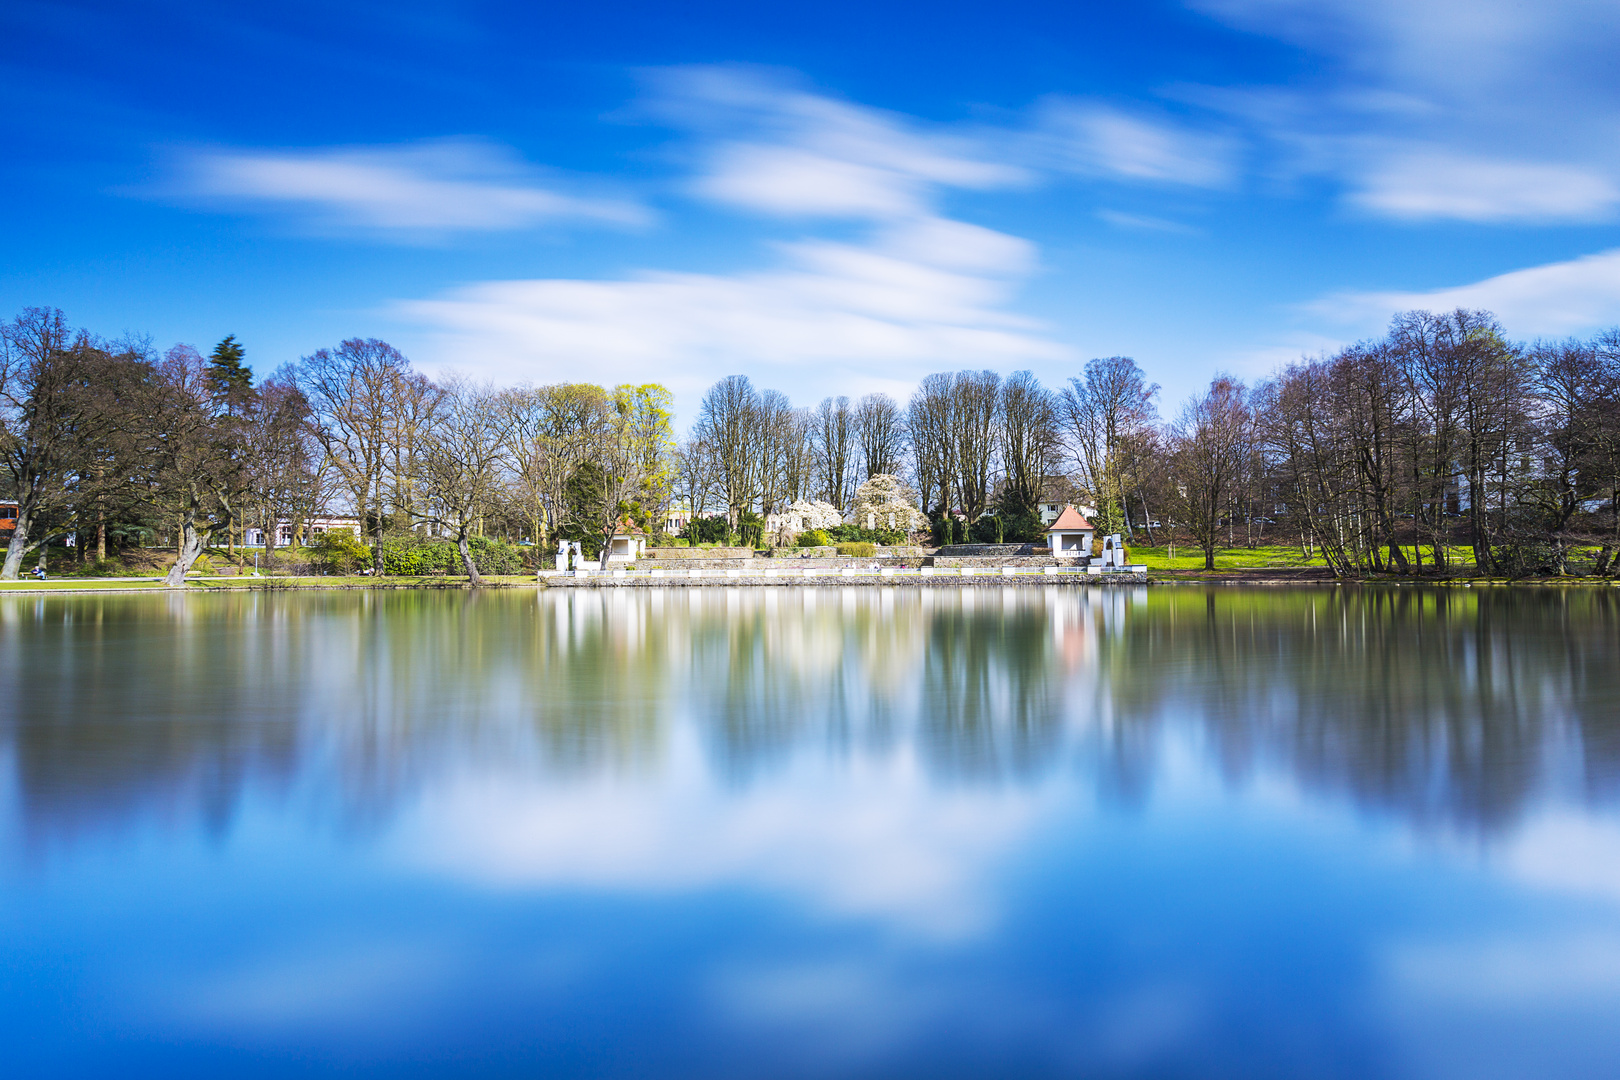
[206,334,252,413]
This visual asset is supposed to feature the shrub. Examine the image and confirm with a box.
[999,509,1044,543]
[739,511,764,548]
[682,516,730,545]
[826,524,907,545]
[380,535,524,576]
[836,541,876,558]
[797,529,831,548]
[307,530,370,574]
[969,515,1004,544]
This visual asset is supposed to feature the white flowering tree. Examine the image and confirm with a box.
[847,475,929,535]
[774,499,843,543]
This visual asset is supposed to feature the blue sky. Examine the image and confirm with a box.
[6,0,1620,421]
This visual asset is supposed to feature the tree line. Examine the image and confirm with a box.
[0,308,674,582]
[676,310,1620,576]
[7,303,1620,580]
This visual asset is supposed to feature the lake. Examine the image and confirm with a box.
[3,585,1619,1078]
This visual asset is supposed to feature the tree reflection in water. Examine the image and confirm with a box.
[1,585,1617,849]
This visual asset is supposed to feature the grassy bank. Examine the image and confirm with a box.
[1126,544,1480,572]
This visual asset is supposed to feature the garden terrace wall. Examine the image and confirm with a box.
[642,556,931,571]
[933,543,1053,557]
[926,555,1072,568]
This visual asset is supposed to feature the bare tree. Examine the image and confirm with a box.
[997,371,1056,533]
[385,371,443,536]
[693,375,763,537]
[908,373,956,517]
[298,339,411,574]
[951,370,1001,522]
[0,309,103,578]
[811,395,856,511]
[1170,376,1251,571]
[674,436,719,525]
[1058,356,1158,537]
[757,389,802,517]
[417,377,511,584]
[141,346,248,587]
[243,371,324,568]
[855,393,907,479]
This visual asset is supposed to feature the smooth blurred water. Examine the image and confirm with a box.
[3,585,1619,1079]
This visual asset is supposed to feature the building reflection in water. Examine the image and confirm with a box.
[1,586,1617,852]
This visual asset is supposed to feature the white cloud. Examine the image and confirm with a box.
[1187,0,1620,102]
[398,218,1065,401]
[1182,0,1620,223]
[1350,152,1620,223]
[1033,101,1237,188]
[1096,210,1204,235]
[1310,248,1620,337]
[384,71,1068,400]
[390,732,1062,940]
[649,66,1027,220]
[182,139,647,234]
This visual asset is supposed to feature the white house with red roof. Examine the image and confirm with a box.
[1045,505,1094,559]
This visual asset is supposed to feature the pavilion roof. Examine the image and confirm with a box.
[1046,505,1093,532]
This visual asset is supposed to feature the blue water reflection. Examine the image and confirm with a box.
[3,586,1619,1078]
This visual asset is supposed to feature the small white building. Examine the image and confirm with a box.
[1045,505,1095,559]
[604,518,647,563]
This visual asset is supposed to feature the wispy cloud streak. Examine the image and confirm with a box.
[179,138,648,234]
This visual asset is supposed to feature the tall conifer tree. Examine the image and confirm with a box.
[206,334,252,414]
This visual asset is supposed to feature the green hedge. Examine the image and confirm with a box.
[827,524,908,545]
[381,536,523,576]
[836,541,876,558]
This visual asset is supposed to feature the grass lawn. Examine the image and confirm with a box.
[0,574,547,592]
[1128,544,1478,571]
[192,574,542,589]
[1127,545,1327,570]
[0,579,170,590]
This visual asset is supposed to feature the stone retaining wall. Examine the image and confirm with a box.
[643,556,933,571]
[540,571,1140,589]
[933,543,1055,557]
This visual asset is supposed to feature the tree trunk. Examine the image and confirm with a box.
[163,503,206,587]
[457,529,484,585]
[1,511,34,580]
[371,484,386,576]
[96,519,106,562]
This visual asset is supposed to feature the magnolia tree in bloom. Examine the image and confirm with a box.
[779,499,843,538]
[847,475,929,534]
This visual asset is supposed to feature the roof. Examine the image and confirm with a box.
[1046,505,1093,532]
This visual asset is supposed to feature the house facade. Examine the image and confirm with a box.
[243,516,362,547]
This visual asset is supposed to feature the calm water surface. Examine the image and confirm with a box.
[3,586,1620,1078]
